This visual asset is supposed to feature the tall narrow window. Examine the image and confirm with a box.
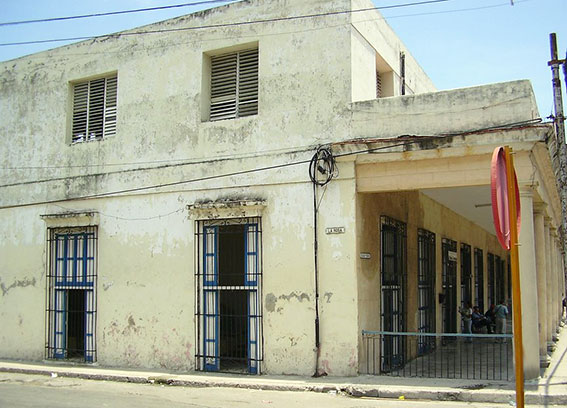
[71,74,117,143]
[195,218,262,374]
[380,216,406,372]
[495,256,505,303]
[210,48,258,121]
[442,238,457,336]
[46,227,97,362]
[417,228,436,355]
[487,252,495,307]
[460,243,472,307]
[474,248,484,311]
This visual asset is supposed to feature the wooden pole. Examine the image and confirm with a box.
[504,146,524,408]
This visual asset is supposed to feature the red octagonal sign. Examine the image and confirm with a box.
[491,146,521,250]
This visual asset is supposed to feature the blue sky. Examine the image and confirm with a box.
[1,0,566,116]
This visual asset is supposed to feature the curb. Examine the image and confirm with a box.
[1,365,566,406]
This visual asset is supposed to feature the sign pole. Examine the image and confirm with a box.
[504,146,524,408]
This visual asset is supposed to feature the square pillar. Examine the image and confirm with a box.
[517,187,541,379]
[533,203,549,366]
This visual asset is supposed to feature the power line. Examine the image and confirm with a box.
[385,0,530,20]
[0,143,316,171]
[0,0,452,47]
[0,145,317,188]
[0,1,236,27]
[0,118,544,210]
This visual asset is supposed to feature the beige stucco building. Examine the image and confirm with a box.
[1,0,564,380]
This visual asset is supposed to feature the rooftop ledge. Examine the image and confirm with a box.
[349,80,540,140]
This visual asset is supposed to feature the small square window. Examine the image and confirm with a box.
[210,48,258,121]
[71,74,117,143]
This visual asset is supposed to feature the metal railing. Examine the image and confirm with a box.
[362,331,513,380]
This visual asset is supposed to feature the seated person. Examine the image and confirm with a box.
[472,306,489,332]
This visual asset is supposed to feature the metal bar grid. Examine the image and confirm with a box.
[380,216,407,372]
[363,331,513,380]
[194,217,263,374]
[442,239,458,338]
[45,226,97,363]
[474,248,484,312]
[417,229,436,356]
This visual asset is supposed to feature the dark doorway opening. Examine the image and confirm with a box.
[219,290,248,372]
[67,289,85,359]
[218,224,248,372]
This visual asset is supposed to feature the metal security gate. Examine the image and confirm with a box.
[474,248,484,312]
[495,256,505,304]
[380,216,406,372]
[487,253,495,307]
[195,218,262,374]
[460,243,472,307]
[45,227,97,362]
[417,228,436,355]
[442,239,457,336]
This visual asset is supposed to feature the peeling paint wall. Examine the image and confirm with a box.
[0,0,467,377]
[0,208,46,360]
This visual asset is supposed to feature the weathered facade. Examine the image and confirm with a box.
[1,0,564,379]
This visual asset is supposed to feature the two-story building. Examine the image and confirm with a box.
[1,0,564,379]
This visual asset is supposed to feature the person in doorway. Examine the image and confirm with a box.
[460,301,473,343]
[484,304,496,334]
[494,300,509,342]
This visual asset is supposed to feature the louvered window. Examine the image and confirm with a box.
[71,74,118,143]
[376,71,382,98]
[210,48,258,121]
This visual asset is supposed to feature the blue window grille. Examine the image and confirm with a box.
[46,227,97,363]
[195,218,262,374]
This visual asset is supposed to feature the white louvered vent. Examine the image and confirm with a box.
[72,74,118,143]
[210,48,258,121]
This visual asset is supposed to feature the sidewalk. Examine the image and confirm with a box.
[1,326,566,406]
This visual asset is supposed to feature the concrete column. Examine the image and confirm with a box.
[549,225,559,335]
[533,204,549,366]
[517,188,541,379]
[560,242,566,323]
[557,244,567,323]
[552,229,563,330]
[544,219,555,347]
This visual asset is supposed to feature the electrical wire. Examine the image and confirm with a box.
[0,0,453,47]
[309,146,338,187]
[1,144,316,171]
[50,203,186,221]
[0,118,545,210]
[0,1,235,27]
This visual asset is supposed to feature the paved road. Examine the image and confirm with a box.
[0,373,547,408]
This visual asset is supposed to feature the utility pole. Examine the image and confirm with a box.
[548,33,567,298]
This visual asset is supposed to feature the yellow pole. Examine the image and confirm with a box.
[504,146,524,408]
